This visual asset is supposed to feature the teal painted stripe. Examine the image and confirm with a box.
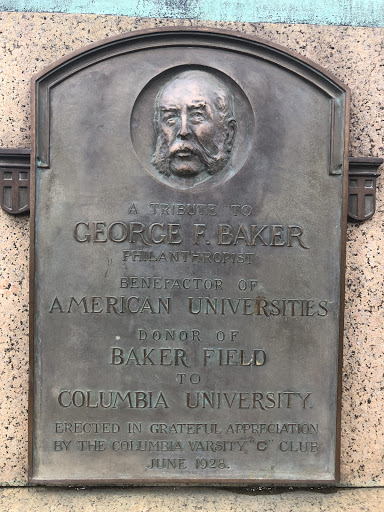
[0,0,383,27]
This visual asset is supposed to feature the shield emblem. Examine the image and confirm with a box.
[0,149,30,215]
[348,158,382,221]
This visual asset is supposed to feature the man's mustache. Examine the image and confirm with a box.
[169,142,203,158]
[152,132,229,176]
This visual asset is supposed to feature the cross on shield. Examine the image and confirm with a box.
[0,149,30,215]
[348,158,382,221]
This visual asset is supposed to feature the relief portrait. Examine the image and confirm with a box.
[151,70,237,187]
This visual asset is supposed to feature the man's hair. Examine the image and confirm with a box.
[153,70,235,132]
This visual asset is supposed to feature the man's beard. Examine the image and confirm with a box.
[152,134,230,177]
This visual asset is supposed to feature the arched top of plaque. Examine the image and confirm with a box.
[33,27,349,179]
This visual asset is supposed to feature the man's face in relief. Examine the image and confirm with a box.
[152,71,236,181]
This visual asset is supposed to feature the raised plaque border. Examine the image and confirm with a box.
[29,27,350,486]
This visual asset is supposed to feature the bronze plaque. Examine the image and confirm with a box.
[30,28,349,485]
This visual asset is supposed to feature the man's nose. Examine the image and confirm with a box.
[177,113,191,139]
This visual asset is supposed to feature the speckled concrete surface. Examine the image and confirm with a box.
[1,487,384,511]
[0,13,383,491]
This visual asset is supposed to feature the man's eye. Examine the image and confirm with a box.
[190,111,205,123]
[163,115,177,125]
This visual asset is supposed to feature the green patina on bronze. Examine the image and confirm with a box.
[1,0,383,27]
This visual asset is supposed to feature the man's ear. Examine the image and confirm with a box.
[225,119,236,151]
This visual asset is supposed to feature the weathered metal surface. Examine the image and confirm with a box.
[0,148,30,214]
[29,28,349,486]
[348,157,382,221]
